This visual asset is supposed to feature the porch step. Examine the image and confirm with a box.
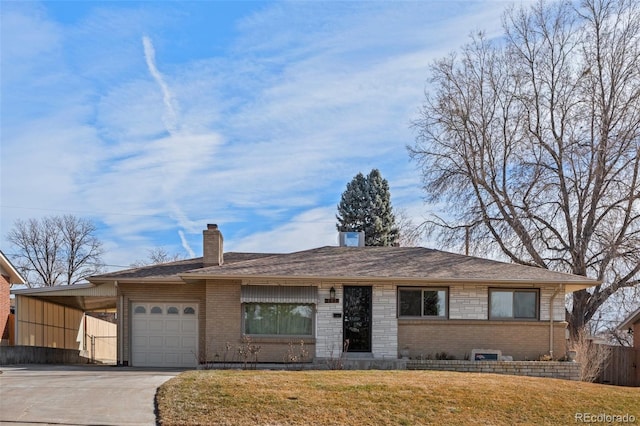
[344,352,374,359]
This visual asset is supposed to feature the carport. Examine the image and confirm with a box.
[9,282,117,364]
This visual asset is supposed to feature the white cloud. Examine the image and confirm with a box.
[227,207,337,253]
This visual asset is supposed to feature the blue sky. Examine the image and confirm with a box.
[1,1,513,271]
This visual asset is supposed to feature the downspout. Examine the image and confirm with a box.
[14,296,19,346]
[115,280,123,366]
[549,285,562,359]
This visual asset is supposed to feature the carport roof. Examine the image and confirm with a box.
[11,282,117,311]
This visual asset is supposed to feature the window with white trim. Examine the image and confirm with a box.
[398,288,448,318]
[489,289,539,320]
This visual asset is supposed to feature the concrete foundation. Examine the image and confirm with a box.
[0,346,90,365]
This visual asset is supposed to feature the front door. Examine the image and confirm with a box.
[343,286,372,352]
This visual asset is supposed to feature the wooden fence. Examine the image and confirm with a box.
[82,314,117,364]
[597,345,640,387]
[4,313,15,346]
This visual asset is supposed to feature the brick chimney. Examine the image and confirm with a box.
[203,224,223,266]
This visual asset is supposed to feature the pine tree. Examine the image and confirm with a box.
[336,169,399,246]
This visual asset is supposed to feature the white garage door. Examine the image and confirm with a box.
[131,302,198,367]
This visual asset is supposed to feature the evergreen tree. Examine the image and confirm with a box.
[336,169,399,246]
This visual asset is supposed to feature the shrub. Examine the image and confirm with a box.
[568,327,611,382]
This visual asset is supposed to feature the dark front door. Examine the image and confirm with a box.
[343,286,372,352]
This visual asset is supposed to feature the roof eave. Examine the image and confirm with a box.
[565,282,599,293]
[89,277,191,285]
[0,251,26,285]
[618,307,640,330]
[179,272,598,289]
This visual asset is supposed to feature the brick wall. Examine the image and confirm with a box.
[398,320,568,361]
[371,284,397,358]
[449,284,486,320]
[205,279,241,362]
[205,280,316,364]
[316,282,343,359]
[408,359,581,380]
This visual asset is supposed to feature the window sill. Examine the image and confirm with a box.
[398,318,554,326]
[242,335,316,344]
[398,316,448,320]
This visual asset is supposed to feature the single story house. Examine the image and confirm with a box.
[1,250,26,346]
[78,224,596,367]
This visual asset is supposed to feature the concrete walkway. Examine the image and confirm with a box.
[0,364,181,425]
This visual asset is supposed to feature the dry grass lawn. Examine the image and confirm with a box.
[156,370,639,425]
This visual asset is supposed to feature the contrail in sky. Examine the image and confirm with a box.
[179,230,196,258]
[143,35,195,257]
[142,35,178,135]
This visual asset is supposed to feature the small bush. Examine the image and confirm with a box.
[568,328,611,382]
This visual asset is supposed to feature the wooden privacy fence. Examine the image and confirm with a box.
[81,314,117,364]
[5,313,15,345]
[597,345,640,387]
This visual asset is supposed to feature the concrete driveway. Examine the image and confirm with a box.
[0,364,181,425]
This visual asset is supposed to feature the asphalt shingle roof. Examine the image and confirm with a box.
[91,246,596,285]
[183,246,595,283]
[92,253,278,280]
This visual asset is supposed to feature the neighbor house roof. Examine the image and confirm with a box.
[91,246,597,291]
[0,250,26,285]
[618,307,640,331]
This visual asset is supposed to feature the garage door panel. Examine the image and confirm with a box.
[132,336,149,348]
[132,353,146,365]
[182,336,196,347]
[148,352,164,364]
[148,335,164,348]
[180,353,194,364]
[165,336,180,348]
[131,302,198,367]
[165,353,180,364]
[165,320,180,332]
[181,320,197,333]
[132,320,148,332]
[148,320,164,332]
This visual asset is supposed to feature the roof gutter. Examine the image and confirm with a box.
[549,285,563,359]
[179,273,597,288]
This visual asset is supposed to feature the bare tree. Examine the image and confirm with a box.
[410,0,640,336]
[130,247,184,267]
[395,208,424,247]
[7,215,104,287]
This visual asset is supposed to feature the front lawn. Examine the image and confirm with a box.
[156,370,639,425]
